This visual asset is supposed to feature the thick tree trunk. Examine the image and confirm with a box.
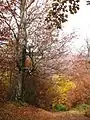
[15,0,27,101]
[13,0,35,101]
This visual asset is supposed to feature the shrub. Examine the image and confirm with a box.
[49,74,76,108]
[0,71,11,87]
[75,104,90,111]
[68,79,90,107]
[0,70,14,101]
[36,74,76,110]
[53,104,67,111]
[0,80,7,102]
[71,104,90,115]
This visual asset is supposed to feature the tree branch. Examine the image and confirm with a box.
[26,0,35,10]
[6,0,19,28]
[0,13,17,40]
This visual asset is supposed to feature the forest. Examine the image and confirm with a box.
[0,0,90,120]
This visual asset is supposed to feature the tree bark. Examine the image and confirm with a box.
[15,0,27,101]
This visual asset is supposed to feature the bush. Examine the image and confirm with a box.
[0,70,15,101]
[36,74,76,110]
[68,79,90,107]
[49,74,76,108]
[71,104,90,115]
[53,104,67,111]
[75,104,90,111]
[0,80,7,102]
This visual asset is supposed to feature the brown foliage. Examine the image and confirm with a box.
[67,55,90,107]
[0,80,7,102]
[0,40,16,100]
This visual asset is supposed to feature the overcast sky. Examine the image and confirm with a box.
[63,0,90,53]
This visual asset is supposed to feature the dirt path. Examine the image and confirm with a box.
[0,102,90,120]
[53,112,90,120]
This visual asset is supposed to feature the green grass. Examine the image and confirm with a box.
[53,104,68,112]
[69,104,90,115]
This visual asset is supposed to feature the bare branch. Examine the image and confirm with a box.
[6,0,19,28]
[0,13,17,40]
[26,0,35,10]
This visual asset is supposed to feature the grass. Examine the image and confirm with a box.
[69,104,90,115]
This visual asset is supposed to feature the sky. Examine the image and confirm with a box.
[63,0,90,53]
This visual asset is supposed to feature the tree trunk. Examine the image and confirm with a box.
[15,0,27,101]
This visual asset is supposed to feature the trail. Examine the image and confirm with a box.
[0,102,90,120]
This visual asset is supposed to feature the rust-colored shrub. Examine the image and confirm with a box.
[0,80,7,102]
[68,79,90,108]
[68,54,90,107]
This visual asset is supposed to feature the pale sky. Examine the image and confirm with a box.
[63,0,90,53]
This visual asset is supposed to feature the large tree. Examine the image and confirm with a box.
[0,0,36,100]
[0,0,80,101]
